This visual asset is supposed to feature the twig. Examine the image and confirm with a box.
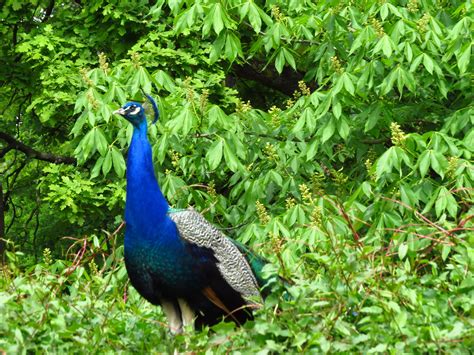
[381,197,455,238]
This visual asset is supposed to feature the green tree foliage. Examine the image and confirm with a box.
[0,0,473,352]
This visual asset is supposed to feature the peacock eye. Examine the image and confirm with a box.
[127,105,141,115]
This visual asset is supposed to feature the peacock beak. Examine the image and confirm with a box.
[114,108,126,116]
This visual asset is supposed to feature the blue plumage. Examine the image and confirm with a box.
[114,97,270,334]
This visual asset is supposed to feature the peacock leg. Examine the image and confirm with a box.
[177,298,195,330]
[161,299,183,334]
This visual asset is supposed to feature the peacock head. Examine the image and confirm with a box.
[114,102,147,127]
[114,94,159,127]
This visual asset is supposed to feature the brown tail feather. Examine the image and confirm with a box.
[202,286,241,325]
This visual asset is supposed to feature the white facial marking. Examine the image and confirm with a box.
[129,106,141,115]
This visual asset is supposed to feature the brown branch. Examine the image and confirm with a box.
[361,137,390,145]
[337,202,361,243]
[0,131,76,164]
[12,24,18,46]
[3,159,27,208]
[457,214,474,229]
[381,197,455,238]
[231,62,307,96]
[0,146,13,159]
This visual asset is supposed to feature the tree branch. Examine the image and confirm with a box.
[0,131,76,164]
[230,62,308,96]
[0,146,13,159]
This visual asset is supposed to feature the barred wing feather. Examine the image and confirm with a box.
[168,208,262,302]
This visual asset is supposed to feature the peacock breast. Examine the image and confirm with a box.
[124,232,205,299]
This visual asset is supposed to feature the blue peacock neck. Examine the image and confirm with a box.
[125,119,170,240]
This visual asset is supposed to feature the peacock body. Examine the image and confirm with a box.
[114,98,269,334]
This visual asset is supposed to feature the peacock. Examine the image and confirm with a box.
[113,94,274,334]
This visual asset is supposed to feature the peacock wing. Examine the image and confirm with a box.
[168,208,262,303]
[230,238,271,294]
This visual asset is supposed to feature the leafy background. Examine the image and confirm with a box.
[0,0,472,353]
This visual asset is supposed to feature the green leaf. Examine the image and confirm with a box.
[175,3,201,34]
[306,138,319,160]
[369,344,388,353]
[418,150,448,178]
[94,128,108,156]
[337,117,350,140]
[430,150,448,178]
[379,68,397,95]
[91,156,104,179]
[271,170,283,186]
[409,54,423,72]
[75,129,95,162]
[418,150,431,178]
[404,41,413,62]
[239,1,249,19]
[209,32,226,63]
[102,149,112,176]
[207,3,225,35]
[441,245,451,261]
[456,42,471,74]
[350,27,369,54]
[154,132,169,163]
[341,72,355,96]
[375,146,412,178]
[206,139,223,170]
[332,101,342,119]
[111,147,126,178]
[445,189,458,218]
[361,306,383,314]
[275,48,285,74]
[422,54,434,75]
[153,70,176,92]
[71,111,87,136]
[400,184,418,208]
[435,186,448,217]
[373,35,393,57]
[361,181,373,197]
[128,66,152,94]
[292,112,307,133]
[87,111,96,126]
[167,105,196,135]
[248,2,262,33]
[395,311,408,329]
[380,3,389,20]
[398,243,408,260]
[315,94,332,119]
[321,117,336,143]
[332,75,344,95]
[364,104,382,132]
[224,32,242,61]
[223,140,241,172]
[282,48,296,70]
